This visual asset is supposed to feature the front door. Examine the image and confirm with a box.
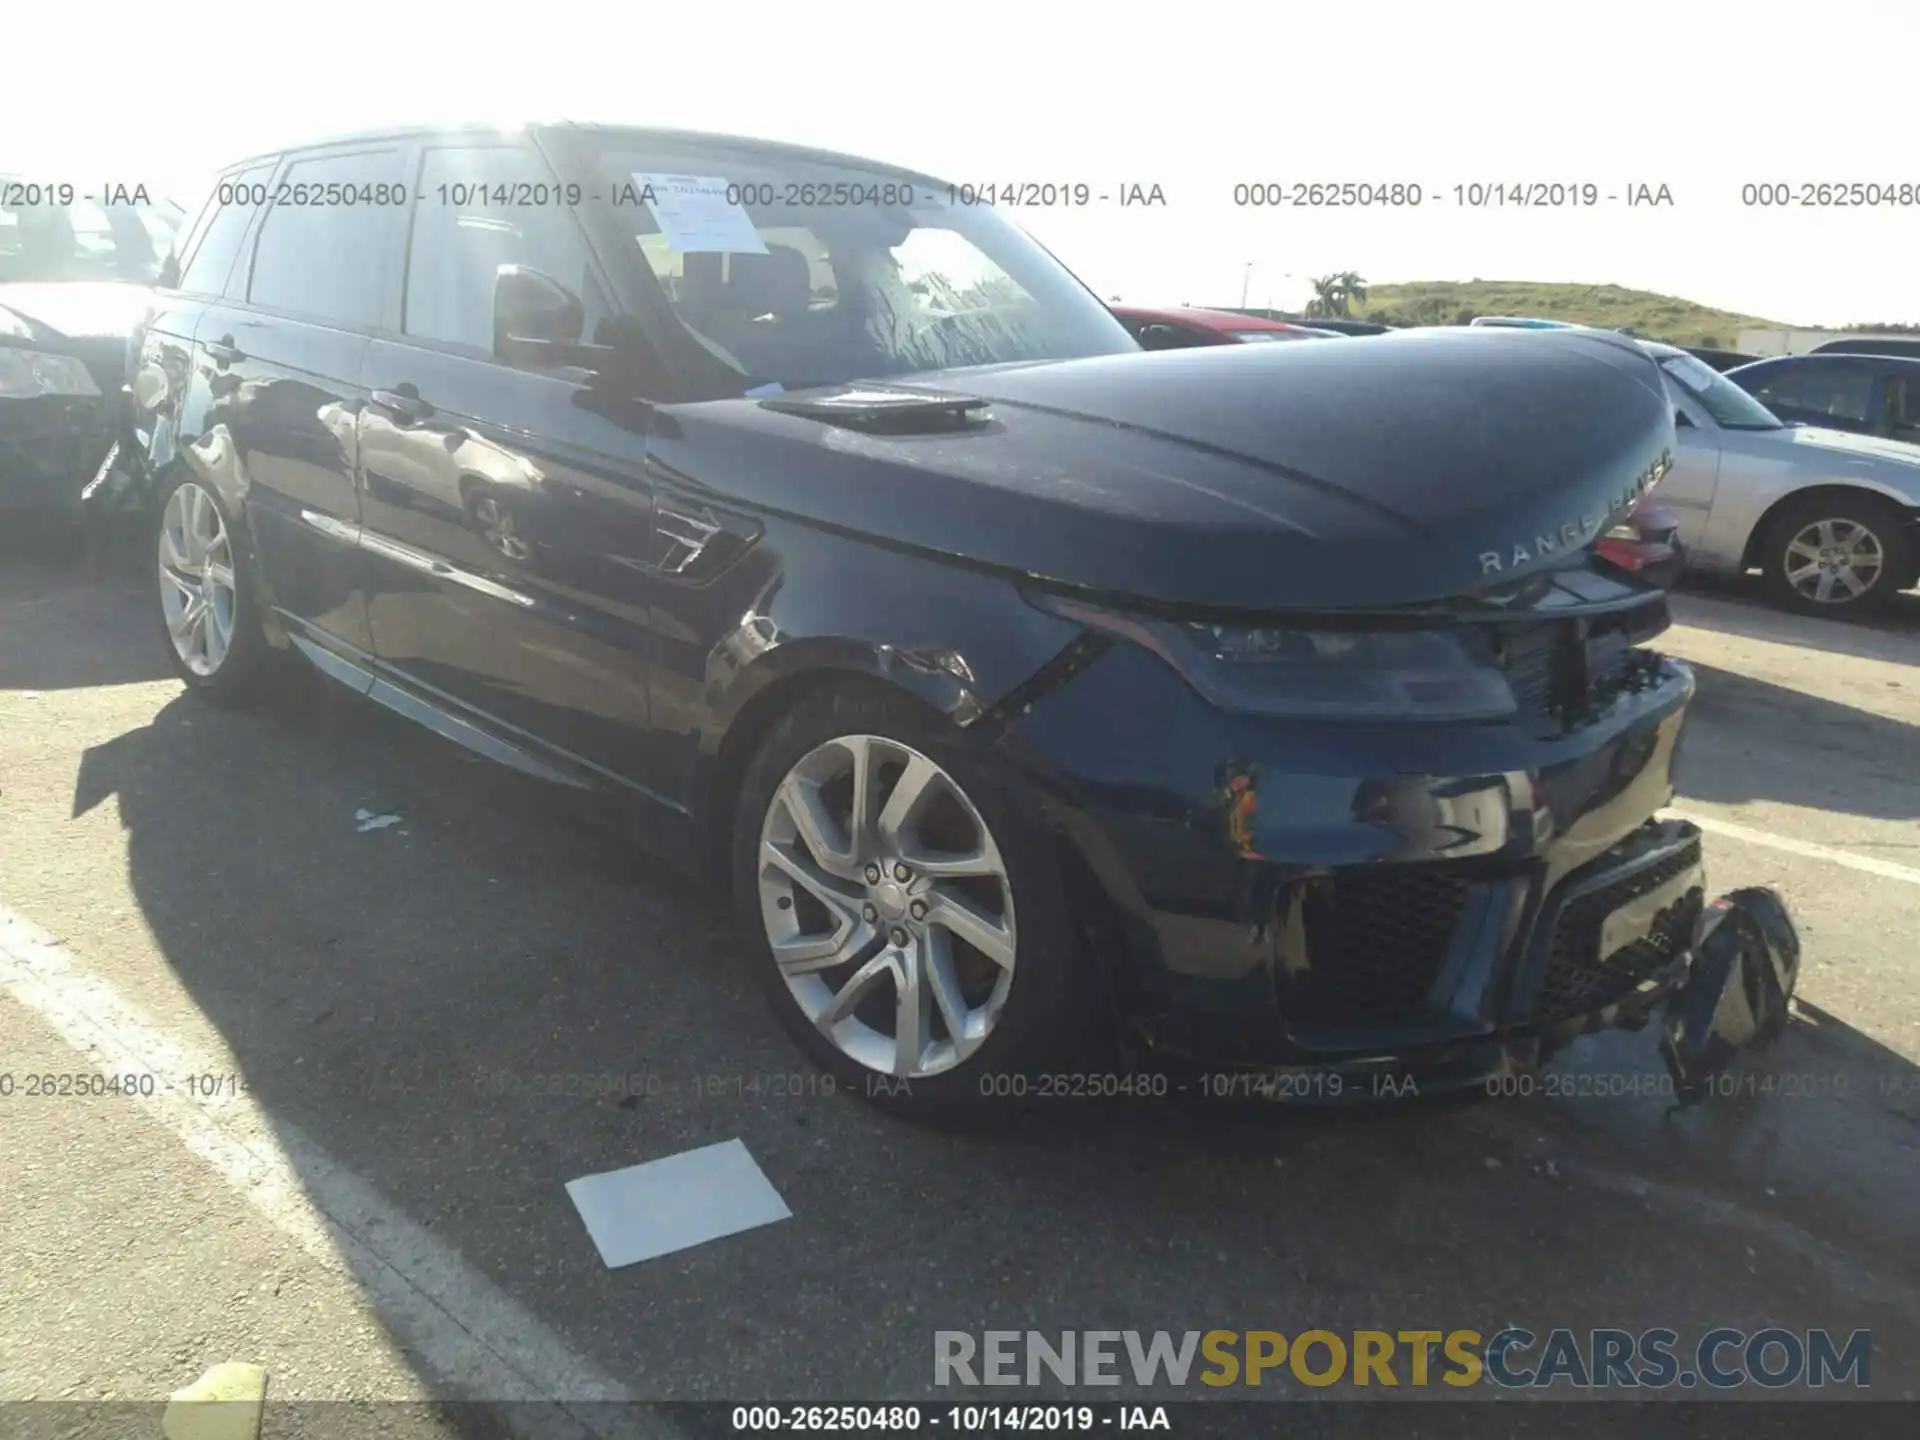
[357,141,666,793]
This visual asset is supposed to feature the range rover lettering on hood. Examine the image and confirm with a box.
[1478,449,1673,576]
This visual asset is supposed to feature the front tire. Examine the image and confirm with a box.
[154,472,272,702]
[731,681,1084,1111]
[1760,493,1912,616]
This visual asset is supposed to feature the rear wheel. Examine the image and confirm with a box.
[731,682,1084,1111]
[1760,493,1912,616]
[154,473,272,701]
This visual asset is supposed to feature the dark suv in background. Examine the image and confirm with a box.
[1726,352,1920,444]
[133,123,1706,1109]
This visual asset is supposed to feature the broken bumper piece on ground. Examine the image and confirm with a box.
[1661,886,1802,1106]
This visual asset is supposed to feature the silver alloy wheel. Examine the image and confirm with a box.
[1783,517,1885,605]
[158,482,239,677]
[757,734,1017,1079]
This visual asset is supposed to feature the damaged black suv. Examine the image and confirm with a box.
[133,123,1780,1109]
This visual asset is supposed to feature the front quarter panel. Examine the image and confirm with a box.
[1704,430,1920,568]
[647,499,1084,826]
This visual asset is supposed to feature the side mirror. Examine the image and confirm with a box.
[1137,324,1187,352]
[1674,409,1694,428]
[494,264,584,358]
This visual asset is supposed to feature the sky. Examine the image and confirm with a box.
[12,0,1918,327]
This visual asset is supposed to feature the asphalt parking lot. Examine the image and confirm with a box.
[3,538,1918,1433]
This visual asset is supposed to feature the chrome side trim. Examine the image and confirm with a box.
[299,508,363,546]
[286,629,589,790]
[357,528,536,609]
[363,678,590,788]
[287,633,376,694]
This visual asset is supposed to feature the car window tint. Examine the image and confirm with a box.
[596,145,1133,388]
[1892,373,1920,442]
[248,150,407,328]
[1753,363,1875,423]
[178,165,272,296]
[405,146,606,358]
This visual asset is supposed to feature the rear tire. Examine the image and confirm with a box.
[1760,493,1912,617]
[730,681,1086,1113]
[153,471,274,704]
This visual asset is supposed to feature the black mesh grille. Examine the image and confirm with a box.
[1537,840,1702,1023]
[1277,867,1476,1026]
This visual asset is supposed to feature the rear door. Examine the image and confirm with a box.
[357,139,665,790]
[201,144,411,654]
[133,163,275,479]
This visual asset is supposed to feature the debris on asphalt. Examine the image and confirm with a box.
[353,809,403,833]
[566,1138,792,1269]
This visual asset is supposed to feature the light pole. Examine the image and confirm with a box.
[1241,261,1254,309]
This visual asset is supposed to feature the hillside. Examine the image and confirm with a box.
[1348,281,1789,348]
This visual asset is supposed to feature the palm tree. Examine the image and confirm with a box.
[1306,271,1370,317]
[1306,273,1343,318]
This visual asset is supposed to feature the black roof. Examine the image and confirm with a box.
[209,121,950,190]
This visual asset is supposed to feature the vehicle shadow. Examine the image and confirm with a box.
[67,659,1920,1404]
[1678,660,1920,821]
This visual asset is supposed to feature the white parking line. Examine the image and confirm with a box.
[0,903,659,1440]
[1663,809,1920,887]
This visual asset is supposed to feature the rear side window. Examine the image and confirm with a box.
[1890,372,1920,443]
[177,165,272,296]
[403,145,606,356]
[248,149,408,329]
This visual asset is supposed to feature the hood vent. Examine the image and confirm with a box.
[759,386,990,435]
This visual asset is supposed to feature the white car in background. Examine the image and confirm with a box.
[1645,343,1920,616]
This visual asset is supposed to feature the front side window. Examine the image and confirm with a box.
[248,150,407,329]
[405,146,607,357]
[1746,362,1876,424]
[581,141,1136,389]
[1659,353,1785,430]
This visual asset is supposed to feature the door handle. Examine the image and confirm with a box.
[370,388,435,423]
[204,337,244,365]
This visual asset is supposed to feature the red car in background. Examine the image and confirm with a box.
[1110,304,1338,349]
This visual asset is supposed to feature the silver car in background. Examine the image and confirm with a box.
[1647,343,1920,615]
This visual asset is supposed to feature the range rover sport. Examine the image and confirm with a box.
[134,122,1709,1109]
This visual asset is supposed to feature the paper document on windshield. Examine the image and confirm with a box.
[632,173,768,254]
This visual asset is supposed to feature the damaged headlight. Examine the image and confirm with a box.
[1033,594,1517,721]
[0,348,102,399]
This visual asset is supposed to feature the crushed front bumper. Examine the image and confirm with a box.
[1133,818,1710,1104]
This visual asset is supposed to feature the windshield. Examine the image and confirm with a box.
[1658,352,1785,430]
[0,186,181,284]
[1228,329,1293,343]
[580,143,1138,389]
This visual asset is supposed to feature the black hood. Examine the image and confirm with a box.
[648,326,1677,612]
